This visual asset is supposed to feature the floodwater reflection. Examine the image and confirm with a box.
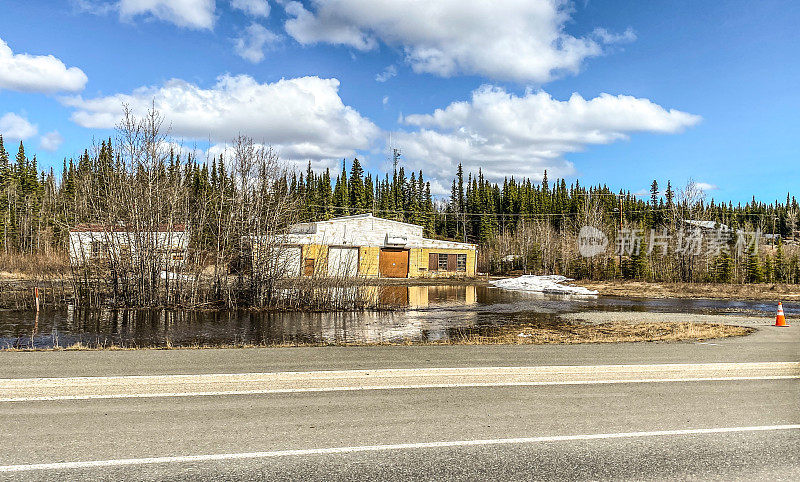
[0,284,789,349]
[1,285,480,349]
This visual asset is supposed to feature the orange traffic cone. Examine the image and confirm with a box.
[775,302,788,327]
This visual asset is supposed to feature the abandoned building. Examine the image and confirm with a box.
[256,214,477,278]
[68,224,189,267]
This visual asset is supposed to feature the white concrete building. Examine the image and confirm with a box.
[68,224,188,267]
[258,214,477,278]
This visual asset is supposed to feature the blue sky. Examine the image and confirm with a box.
[0,0,798,203]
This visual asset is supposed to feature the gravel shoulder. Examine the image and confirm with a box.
[560,311,773,326]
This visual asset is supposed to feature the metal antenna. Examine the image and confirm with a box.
[388,133,402,174]
[392,147,402,174]
[386,134,403,221]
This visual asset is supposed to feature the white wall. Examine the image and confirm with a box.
[68,230,188,266]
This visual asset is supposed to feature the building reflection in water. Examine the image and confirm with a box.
[2,285,481,348]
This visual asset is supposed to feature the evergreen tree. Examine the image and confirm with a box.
[715,250,734,283]
[665,180,674,207]
[364,173,374,214]
[746,246,763,283]
[348,158,365,213]
[650,180,659,206]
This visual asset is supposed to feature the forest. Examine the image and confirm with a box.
[1,108,799,296]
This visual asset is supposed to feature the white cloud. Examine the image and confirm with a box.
[282,0,632,83]
[231,0,270,17]
[71,0,117,15]
[592,27,636,44]
[695,182,717,191]
[118,0,215,29]
[234,23,279,63]
[283,1,377,51]
[0,37,88,93]
[39,131,65,152]
[375,65,397,82]
[0,113,38,140]
[391,85,701,183]
[382,95,389,106]
[62,74,380,168]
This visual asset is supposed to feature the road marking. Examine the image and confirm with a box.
[1,362,798,402]
[1,425,798,473]
[6,362,796,383]
[1,375,797,402]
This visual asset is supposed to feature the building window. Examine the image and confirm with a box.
[91,241,107,259]
[457,254,467,271]
[438,253,449,271]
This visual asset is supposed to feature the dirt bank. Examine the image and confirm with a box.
[575,280,800,301]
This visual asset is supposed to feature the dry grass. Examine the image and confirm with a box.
[0,252,70,279]
[446,321,753,345]
[578,280,800,301]
[4,321,753,352]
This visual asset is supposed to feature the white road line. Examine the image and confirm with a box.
[1,425,798,473]
[6,362,796,383]
[0,375,797,402]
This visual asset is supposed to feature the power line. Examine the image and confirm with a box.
[302,203,778,219]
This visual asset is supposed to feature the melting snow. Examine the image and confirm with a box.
[490,275,599,296]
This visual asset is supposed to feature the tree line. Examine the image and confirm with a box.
[1,129,799,285]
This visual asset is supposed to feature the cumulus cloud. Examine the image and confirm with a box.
[118,0,215,29]
[62,74,380,169]
[282,0,631,83]
[39,131,64,152]
[0,113,38,140]
[231,0,270,17]
[391,85,701,183]
[234,23,279,62]
[0,37,88,93]
[283,1,377,51]
[375,65,397,82]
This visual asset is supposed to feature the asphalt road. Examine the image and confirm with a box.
[16,430,800,481]
[0,322,798,480]
[1,322,797,378]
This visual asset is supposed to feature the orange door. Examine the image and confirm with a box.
[379,249,409,278]
[303,258,315,276]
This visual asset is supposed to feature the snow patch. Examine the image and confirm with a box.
[490,275,598,296]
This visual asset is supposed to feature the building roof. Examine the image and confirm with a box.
[70,224,187,233]
[281,214,476,249]
[292,213,423,230]
[683,220,729,230]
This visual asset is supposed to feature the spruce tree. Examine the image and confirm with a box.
[665,181,674,207]
[746,246,763,283]
[0,136,7,248]
[650,180,659,206]
[364,174,374,214]
[715,250,734,283]
[348,158,365,213]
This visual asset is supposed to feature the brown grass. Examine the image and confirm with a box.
[4,321,753,352]
[578,280,800,301]
[0,252,70,278]
[446,321,753,345]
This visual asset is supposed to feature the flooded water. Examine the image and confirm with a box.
[0,284,793,349]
